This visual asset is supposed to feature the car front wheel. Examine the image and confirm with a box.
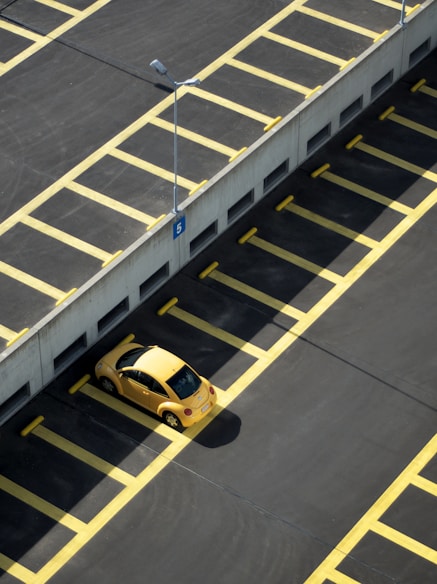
[163,411,183,432]
[100,376,117,395]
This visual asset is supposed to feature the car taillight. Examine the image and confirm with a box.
[184,408,192,416]
[209,386,215,395]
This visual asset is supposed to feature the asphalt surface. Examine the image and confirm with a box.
[1,0,403,344]
[0,1,437,583]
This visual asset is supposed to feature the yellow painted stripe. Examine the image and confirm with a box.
[0,553,36,582]
[372,0,412,10]
[298,6,380,39]
[322,171,412,215]
[110,148,198,192]
[355,141,437,182]
[285,202,378,248]
[150,117,237,158]
[68,181,156,225]
[249,235,343,284]
[372,521,437,563]
[410,474,437,497]
[0,260,64,300]
[229,57,312,95]
[263,31,346,67]
[32,425,135,486]
[35,0,80,15]
[190,86,273,124]
[0,324,16,341]
[326,569,360,584]
[420,85,437,98]
[0,474,85,532]
[21,215,111,263]
[79,383,186,444]
[169,305,269,360]
[387,112,437,140]
[0,20,42,41]
[208,268,306,320]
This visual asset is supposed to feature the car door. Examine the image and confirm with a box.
[119,370,151,410]
[146,377,171,414]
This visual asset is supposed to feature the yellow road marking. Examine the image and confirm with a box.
[249,234,343,284]
[0,20,42,41]
[410,474,437,497]
[229,57,312,95]
[0,324,17,342]
[322,171,412,215]
[0,553,36,582]
[150,117,237,157]
[263,30,347,67]
[0,474,85,532]
[110,148,198,192]
[169,305,269,360]
[372,520,437,563]
[297,6,380,39]
[384,112,437,140]
[355,141,437,182]
[0,260,64,300]
[35,0,80,16]
[68,181,156,225]
[420,84,437,98]
[284,202,378,248]
[372,0,412,9]
[207,267,306,320]
[190,86,273,124]
[32,425,135,486]
[21,215,112,263]
[79,383,189,445]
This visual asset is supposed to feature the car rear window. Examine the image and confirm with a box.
[167,365,201,400]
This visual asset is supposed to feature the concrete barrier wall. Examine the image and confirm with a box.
[1,0,436,420]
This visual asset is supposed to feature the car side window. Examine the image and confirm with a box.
[150,378,169,397]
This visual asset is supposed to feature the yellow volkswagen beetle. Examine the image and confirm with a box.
[95,342,217,430]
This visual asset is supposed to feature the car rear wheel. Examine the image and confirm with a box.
[100,376,117,394]
[163,411,183,432]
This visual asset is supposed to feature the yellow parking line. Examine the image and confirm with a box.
[110,148,198,192]
[297,6,380,39]
[0,324,17,342]
[372,0,413,9]
[284,202,378,248]
[410,474,437,496]
[248,234,343,284]
[35,0,81,16]
[32,425,135,486]
[21,215,112,263]
[355,141,437,182]
[150,117,237,157]
[263,31,347,67]
[229,58,312,95]
[68,181,156,225]
[0,20,43,41]
[168,305,269,360]
[420,85,437,98]
[322,171,412,215]
[372,520,437,563]
[384,112,437,140]
[0,553,36,583]
[79,383,188,445]
[190,86,273,125]
[205,266,306,321]
[0,474,85,532]
[0,260,65,300]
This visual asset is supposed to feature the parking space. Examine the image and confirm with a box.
[0,0,416,346]
[0,47,436,582]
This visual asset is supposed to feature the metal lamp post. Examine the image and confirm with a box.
[150,59,200,214]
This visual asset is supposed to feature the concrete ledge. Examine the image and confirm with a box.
[1,0,436,421]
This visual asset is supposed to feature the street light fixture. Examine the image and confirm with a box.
[150,59,200,214]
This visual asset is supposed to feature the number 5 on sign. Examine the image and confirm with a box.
[173,216,186,239]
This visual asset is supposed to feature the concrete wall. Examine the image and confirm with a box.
[1,0,436,421]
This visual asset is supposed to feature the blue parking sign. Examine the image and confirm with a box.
[173,215,186,240]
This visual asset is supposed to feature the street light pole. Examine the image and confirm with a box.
[149,59,200,214]
[400,0,407,26]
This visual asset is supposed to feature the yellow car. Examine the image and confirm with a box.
[95,342,217,430]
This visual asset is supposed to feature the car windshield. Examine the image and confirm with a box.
[116,348,149,370]
[167,365,201,400]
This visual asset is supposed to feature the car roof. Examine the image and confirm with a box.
[135,346,186,381]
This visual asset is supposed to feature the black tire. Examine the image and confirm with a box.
[100,376,117,395]
[163,411,183,432]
